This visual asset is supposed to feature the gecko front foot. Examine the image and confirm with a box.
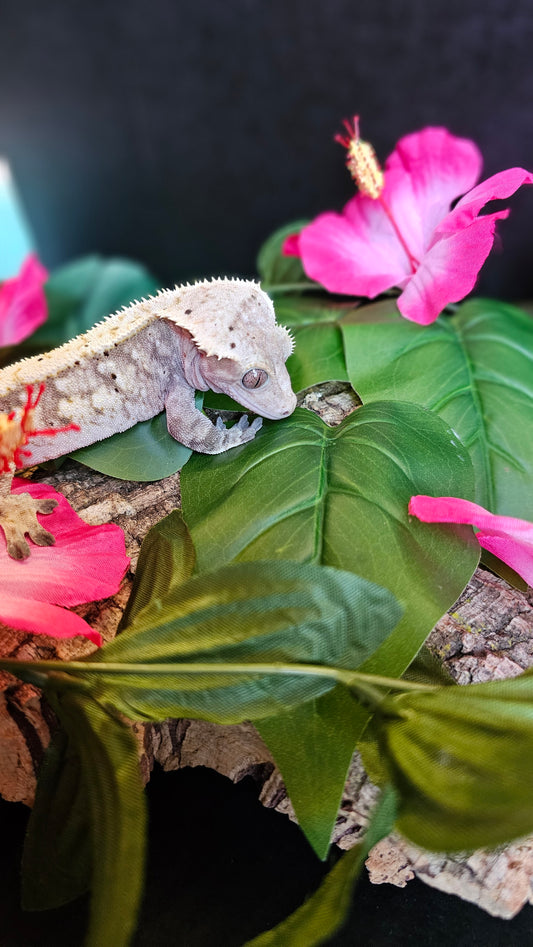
[0,492,58,560]
[215,414,263,450]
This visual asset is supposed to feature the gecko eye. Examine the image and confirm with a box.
[242,368,268,389]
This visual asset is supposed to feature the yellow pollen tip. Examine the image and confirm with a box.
[346,138,384,199]
[0,411,28,468]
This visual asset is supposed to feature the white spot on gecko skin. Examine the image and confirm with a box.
[97,359,118,375]
[57,394,92,421]
[54,371,99,396]
[92,386,119,411]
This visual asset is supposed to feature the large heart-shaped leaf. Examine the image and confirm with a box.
[181,403,478,675]
[340,298,533,518]
[377,668,533,852]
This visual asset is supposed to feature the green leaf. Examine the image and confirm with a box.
[70,392,203,480]
[119,510,195,630]
[356,644,455,790]
[246,784,397,947]
[340,298,533,517]
[274,296,351,391]
[377,668,533,851]
[22,728,91,910]
[256,688,370,859]
[29,255,160,350]
[84,559,402,724]
[257,220,317,292]
[55,691,146,947]
[181,403,478,678]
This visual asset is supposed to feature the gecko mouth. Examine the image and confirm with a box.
[236,389,297,421]
[252,401,297,421]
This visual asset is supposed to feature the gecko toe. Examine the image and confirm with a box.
[36,499,59,515]
[7,538,31,560]
[31,528,56,547]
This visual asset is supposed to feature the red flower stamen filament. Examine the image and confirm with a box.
[0,383,80,472]
[376,197,420,272]
[336,116,420,273]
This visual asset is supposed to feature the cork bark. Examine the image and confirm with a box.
[1,388,533,918]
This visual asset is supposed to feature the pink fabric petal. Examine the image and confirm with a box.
[0,594,102,645]
[385,128,483,253]
[2,480,130,606]
[409,496,533,586]
[441,167,533,233]
[298,200,410,297]
[397,209,508,324]
[282,233,301,256]
[0,255,48,346]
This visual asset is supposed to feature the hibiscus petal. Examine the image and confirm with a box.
[409,496,533,586]
[0,255,48,347]
[2,480,130,606]
[440,167,533,232]
[0,594,103,645]
[298,201,410,297]
[397,209,508,325]
[385,127,483,252]
[282,233,301,256]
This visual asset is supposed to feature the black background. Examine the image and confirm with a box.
[2,766,533,946]
[2,1,533,943]
[1,0,533,297]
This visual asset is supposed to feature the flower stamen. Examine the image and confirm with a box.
[336,116,419,272]
[378,196,420,272]
[0,383,80,472]
[335,115,385,200]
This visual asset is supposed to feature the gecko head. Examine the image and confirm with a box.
[168,279,297,420]
[200,348,297,420]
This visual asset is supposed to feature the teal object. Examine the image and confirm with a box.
[0,159,35,278]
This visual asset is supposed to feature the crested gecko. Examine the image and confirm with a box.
[0,277,296,559]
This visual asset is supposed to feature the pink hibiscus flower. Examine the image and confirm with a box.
[409,495,533,586]
[0,479,130,645]
[0,254,48,346]
[284,120,533,325]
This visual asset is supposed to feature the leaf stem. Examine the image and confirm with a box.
[0,657,441,694]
